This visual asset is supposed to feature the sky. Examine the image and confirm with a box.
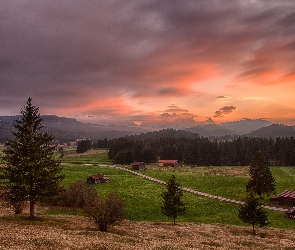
[1,0,295,125]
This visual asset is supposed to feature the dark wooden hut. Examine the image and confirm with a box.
[270,190,295,206]
[131,162,146,170]
[87,173,109,184]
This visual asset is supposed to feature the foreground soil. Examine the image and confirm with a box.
[1,205,295,250]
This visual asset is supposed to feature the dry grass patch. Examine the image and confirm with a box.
[63,149,108,158]
[147,165,249,178]
[1,203,295,250]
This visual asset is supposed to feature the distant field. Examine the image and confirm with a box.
[56,150,295,229]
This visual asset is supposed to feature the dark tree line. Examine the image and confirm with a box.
[77,139,92,153]
[100,129,295,165]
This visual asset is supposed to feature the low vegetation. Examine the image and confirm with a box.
[83,191,125,232]
[161,175,186,225]
[1,148,295,249]
[1,213,295,250]
[238,192,269,235]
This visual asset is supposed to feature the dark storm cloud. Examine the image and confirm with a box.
[0,0,294,115]
[214,106,237,117]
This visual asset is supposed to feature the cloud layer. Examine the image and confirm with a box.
[1,0,295,124]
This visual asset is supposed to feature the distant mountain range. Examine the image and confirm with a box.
[185,119,273,138]
[0,115,294,144]
[0,115,150,144]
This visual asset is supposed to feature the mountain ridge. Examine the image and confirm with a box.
[0,115,294,144]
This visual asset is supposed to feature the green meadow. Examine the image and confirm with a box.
[53,150,295,229]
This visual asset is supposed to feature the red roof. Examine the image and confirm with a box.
[273,190,295,199]
[158,160,178,163]
[280,190,295,199]
[88,173,107,180]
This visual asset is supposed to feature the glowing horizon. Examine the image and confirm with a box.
[0,1,294,126]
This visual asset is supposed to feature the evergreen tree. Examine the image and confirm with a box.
[76,139,92,153]
[1,98,64,218]
[238,191,268,235]
[161,175,186,225]
[246,151,275,199]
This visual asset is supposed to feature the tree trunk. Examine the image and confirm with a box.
[252,224,256,235]
[29,200,35,219]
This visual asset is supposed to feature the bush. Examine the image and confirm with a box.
[83,192,125,232]
[63,180,97,214]
[0,188,26,214]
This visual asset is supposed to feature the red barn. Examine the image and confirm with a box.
[158,160,179,167]
[87,173,109,184]
[270,190,295,206]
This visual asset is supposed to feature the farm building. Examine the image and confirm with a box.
[131,162,146,170]
[285,207,295,219]
[158,160,179,167]
[270,190,295,206]
[87,173,109,184]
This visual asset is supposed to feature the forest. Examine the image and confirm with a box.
[95,129,295,166]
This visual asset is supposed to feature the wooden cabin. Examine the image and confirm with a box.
[285,208,295,219]
[87,173,109,184]
[158,160,179,167]
[270,190,295,206]
[131,162,146,170]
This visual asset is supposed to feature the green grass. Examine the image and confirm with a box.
[54,153,295,229]
[143,169,248,200]
[61,151,111,165]
[270,166,295,192]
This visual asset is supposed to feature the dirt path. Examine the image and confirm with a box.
[114,166,289,213]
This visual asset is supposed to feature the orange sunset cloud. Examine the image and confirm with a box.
[0,1,294,126]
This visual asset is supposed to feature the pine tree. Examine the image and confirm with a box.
[246,151,275,199]
[161,175,186,225]
[238,191,268,235]
[1,98,64,218]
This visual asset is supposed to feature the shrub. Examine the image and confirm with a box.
[63,180,97,214]
[83,192,125,232]
[0,188,26,214]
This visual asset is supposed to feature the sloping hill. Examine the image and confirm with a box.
[1,212,295,250]
[219,119,272,135]
[245,124,295,138]
[0,115,149,143]
[185,124,232,137]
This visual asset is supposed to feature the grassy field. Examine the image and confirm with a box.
[54,150,295,229]
[2,147,295,249]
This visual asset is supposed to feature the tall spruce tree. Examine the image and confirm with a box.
[1,98,64,218]
[238,191,268,235]
[246,151,275,199]
[161,175,186,225]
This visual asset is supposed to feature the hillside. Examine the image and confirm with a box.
[1,115,293,145]
[245,124,295,138]
[185,124,232,138]
[219,119,272,135]
[1,209,295,250]
[0,115,149,144]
